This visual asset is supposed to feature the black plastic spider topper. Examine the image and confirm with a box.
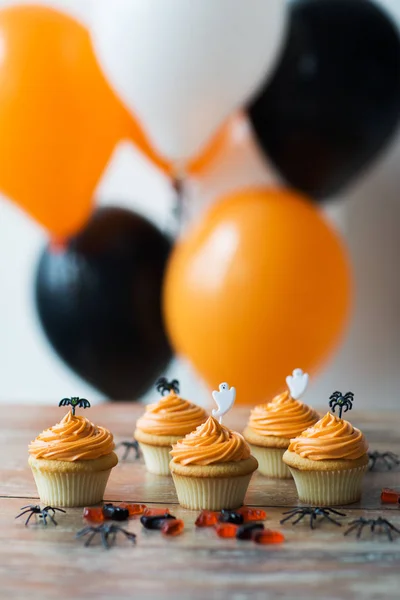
[156,377,180,396]
[329,390,354,419]
[15,504,66,526]
[59,396,91,416]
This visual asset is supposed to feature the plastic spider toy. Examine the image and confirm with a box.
[329,391,354,419]
[368,451,400,471]
[156,377,180,396]
[76,523,137,549]
[15,504,66,526]
[280,507,347,529]
[344,517,400,541]
[116,439,141,461]
[59,396,90,416]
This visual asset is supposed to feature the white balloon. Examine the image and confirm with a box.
[91,0,287,163]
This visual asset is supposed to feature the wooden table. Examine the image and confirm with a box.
[1,404,399,600]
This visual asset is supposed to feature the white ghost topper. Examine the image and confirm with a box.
[285,368,309,400]
[212,383,236,424]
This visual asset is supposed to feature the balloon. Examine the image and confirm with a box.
[91,0,287,162]
[0,6,129,238]
[248,0,400,199]
[35,207,172,399]
[164,188,351,404]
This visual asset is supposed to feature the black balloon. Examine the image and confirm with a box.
[35,207,172,399]
[248,0,400,199]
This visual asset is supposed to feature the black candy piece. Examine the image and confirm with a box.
[102,504,129,521]
[140,514,176,530]
[236,522,265,541]
[218,510,244,525]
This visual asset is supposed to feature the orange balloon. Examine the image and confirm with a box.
[125,113,233,178]
[164,188,352,404]
[0,6,129,238]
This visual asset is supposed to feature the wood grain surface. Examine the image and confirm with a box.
[1,404,399,600]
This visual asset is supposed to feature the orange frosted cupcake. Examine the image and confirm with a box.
[283,393,368,505]
[29,398,118,507]
[135,378,207,476]
[170,416,258,510]
[243,371,319,478]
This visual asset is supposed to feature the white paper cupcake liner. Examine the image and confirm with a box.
[288,465,368,506]
[171,472,253,510]
[139,442,172,476]
[249,444,291,479]
[30,468,112,507]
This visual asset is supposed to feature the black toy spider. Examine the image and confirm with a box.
[116,439,141,461]
[15,504,66,526]
[329,391,354,419]
[156,377,180,396]
[368,451,400,471]
[59,396,90,416]
[344,517,400,541]
[76,523,137,549]
[280,507,347,529]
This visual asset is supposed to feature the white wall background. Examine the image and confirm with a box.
[0,0,400,409]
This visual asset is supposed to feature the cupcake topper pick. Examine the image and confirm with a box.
[212,382,236,424]
[329,391,354,419]
[286,368,309,400]
[59,396,90,416]
[156,377,180,396]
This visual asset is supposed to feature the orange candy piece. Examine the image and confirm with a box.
[195,510,219,527]
[215,523,238,538]
[161,519,184,536]
[119,503,147,516]
[238,507,267,522]
[83,507,104,523]
[253,529,285,545]
[381,489,400,504]
[144,507,170,517]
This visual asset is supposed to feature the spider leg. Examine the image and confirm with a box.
[344,520,363,537]
[356,522,367,539]
[383,520,400,534]
[292,512,307,526]
[41,512,48,526]
[310,513,318,530]
[280,509,302,524]
[121,529,136,543]
[25,511,37,527]
[19,505,37,511]
[76,526,94,538]
[281,508,303,516]
[46,512,58,526]
[381,522,393,542]
[15,508,35,520]
[326,508,347,517]
[101,529,110,549]
[84,531,98,547]
[321,513,342,527]
[52,508,66,514]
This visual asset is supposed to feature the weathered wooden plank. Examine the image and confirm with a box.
[1,405,400,599]
[1,498,400,600]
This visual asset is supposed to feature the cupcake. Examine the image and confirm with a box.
[134,378,207,476]
[170,416,258,510]
[28,397,118,507]
[243,370,319,478]
[283,393,368,505]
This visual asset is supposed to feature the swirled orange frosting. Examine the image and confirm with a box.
[288,412,368,461]
[136,391,207,436]
[29,411,115,461]
[247,391,319,438]
[170,416,251,466]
